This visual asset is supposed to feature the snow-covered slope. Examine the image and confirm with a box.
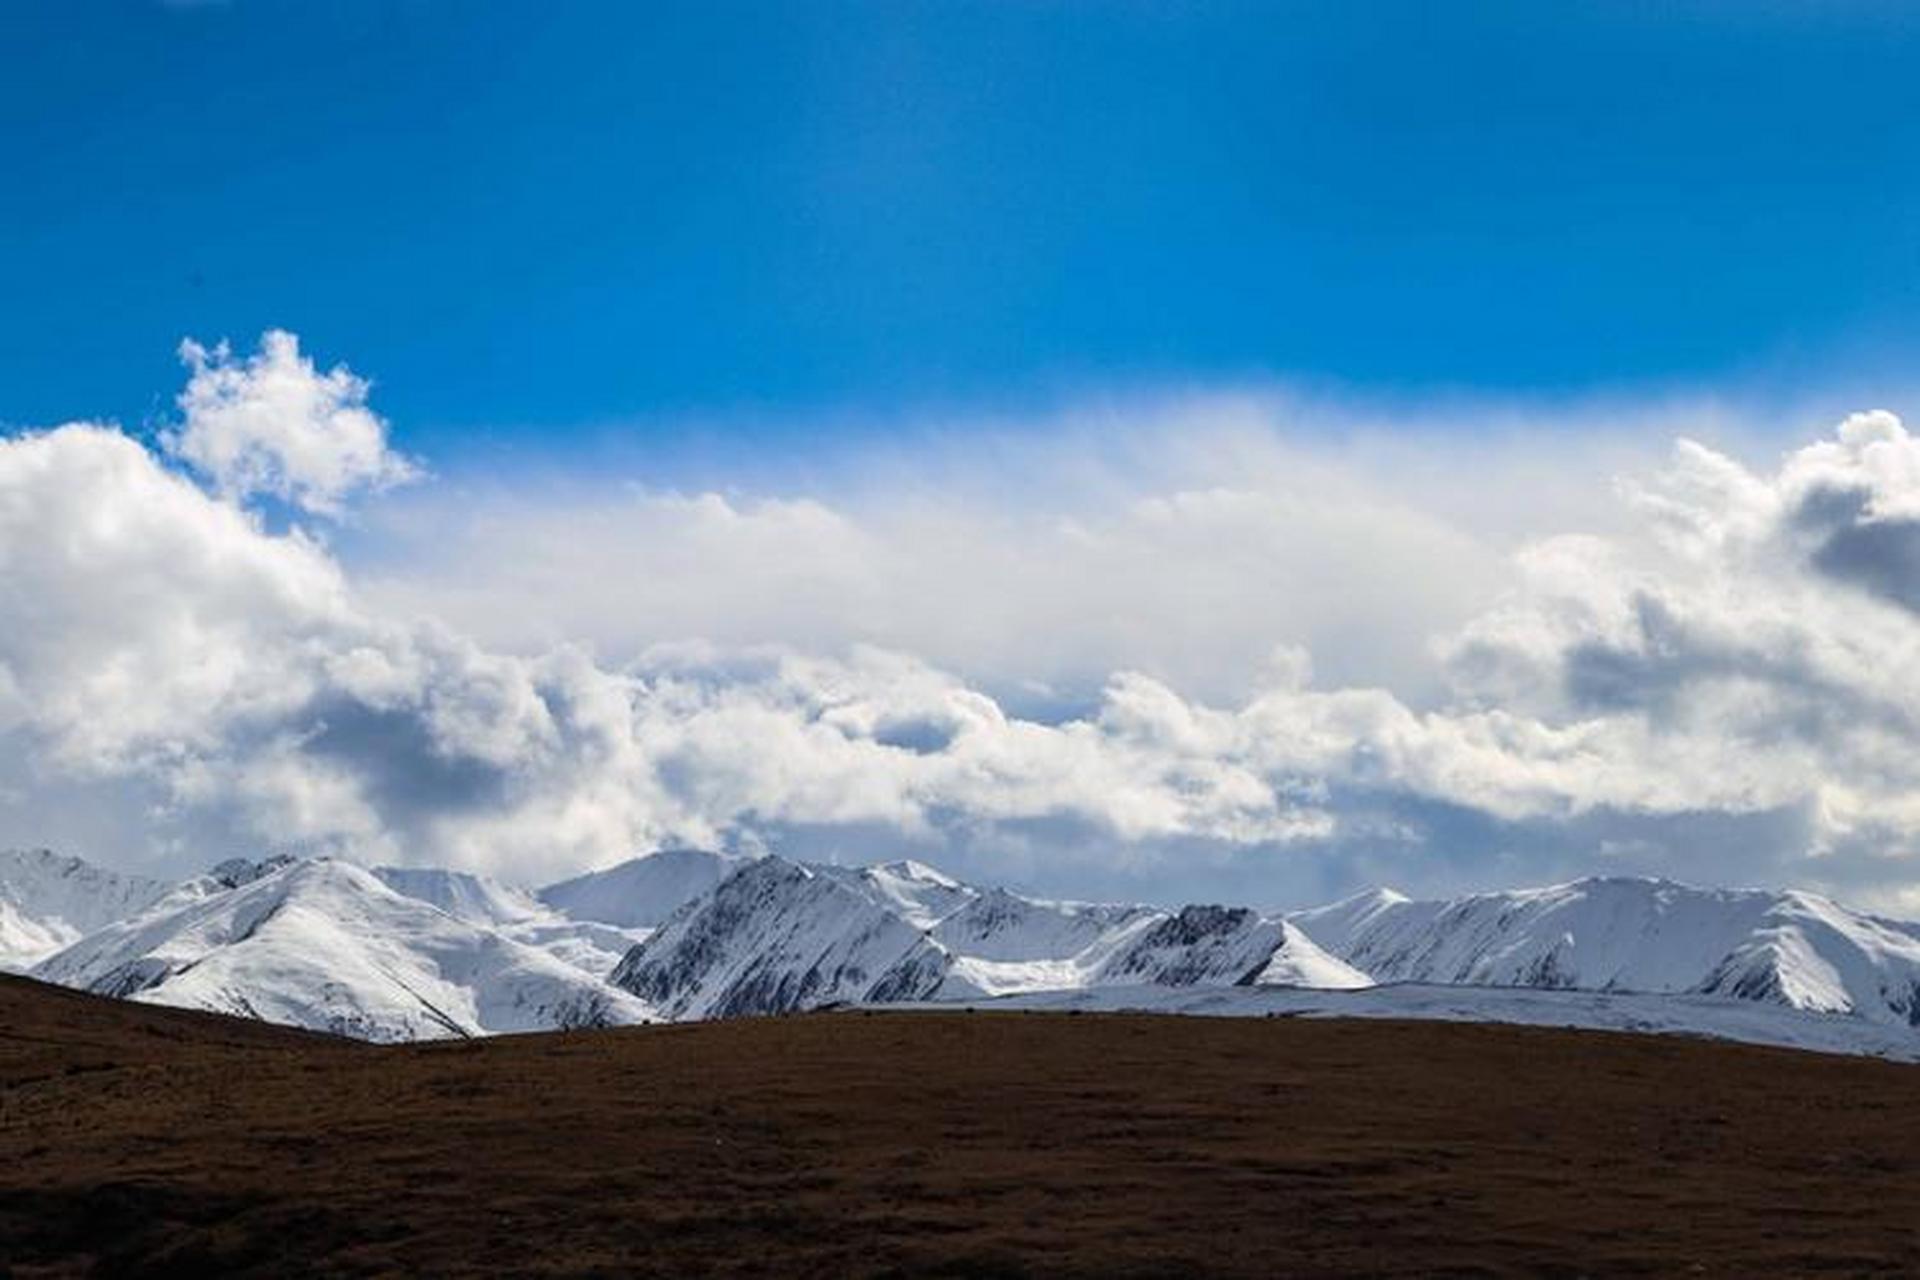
[487,916,651,981]
[1290,876,1920,1028]
[933,887,1151,962]
[34,858,654,1041]
[0,848,173,971]
[371,863,652,980]
[613,856,1372,1018]
[1098,905,1369,990]
[372,866,544,927]
[610,857,954,1019]
[814,859,977,929]
[15,841,1919,1055]
[900,983,1920,1062]
[920,889,1156,996]
[536,849,745,929]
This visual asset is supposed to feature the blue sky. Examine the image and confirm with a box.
[13,4,1920,908]
[6,2,1920,455]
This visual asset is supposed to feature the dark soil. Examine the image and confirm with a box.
[3,973,1918,1277]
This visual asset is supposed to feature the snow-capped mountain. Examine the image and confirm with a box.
[815,859,977,929]
[933,886,1153,961]
[33,858,654,1041]
[611,856,955,1019]
[10,841,1920,1054]
[372,865,544,926]
[535,848,746,929]
[923,892,1368,999]
[373,864,651,979]
[1289,876,1920,1028]
[922,983,1920,1062]
[1100,906,1369,990]
[0,848,173,971]
[922,888,1158,995]
[611,855,1370,1019]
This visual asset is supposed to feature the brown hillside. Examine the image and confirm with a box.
[2,974,1918,1277]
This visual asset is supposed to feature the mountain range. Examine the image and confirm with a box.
[0,848,172,970]
[1288,876,1920,1029]
[609,857,1369,1019]
[33,859,656,1041]
[3,844,1918,1055]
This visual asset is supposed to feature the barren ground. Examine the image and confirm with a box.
[3,973,1918,1277]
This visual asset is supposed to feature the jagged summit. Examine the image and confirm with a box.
[610,856,954,1019]
[871,858,961,885]
[611,856,1373,1017]
[205,854,302,890]
[813,857,978,929]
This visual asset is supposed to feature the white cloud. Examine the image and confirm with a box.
[8,339,1920,912]
[164,330,419,516]
[0,414,1354,883]
[360,397,1622,707]
[0,422,1348,881]
[0,422,353,768]
[1435,412,1920,883]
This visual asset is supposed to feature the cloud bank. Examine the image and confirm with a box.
[5,333,1920,912]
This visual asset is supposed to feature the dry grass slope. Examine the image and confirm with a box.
[2,974,1918,1277]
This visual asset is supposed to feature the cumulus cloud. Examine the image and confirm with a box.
[8,340,1920,911]
[0,421,1343,882]
[164,330,419,515]
[1432,413,1920,892]
[1,403,1347,880]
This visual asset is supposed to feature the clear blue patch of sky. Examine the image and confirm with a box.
[4,1,1919,458]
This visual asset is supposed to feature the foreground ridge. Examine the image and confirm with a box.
[4,980,1919,1276]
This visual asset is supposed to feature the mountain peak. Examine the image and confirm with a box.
[1288,876,1920,1028]
[536,848,746,929]
[206,854,303,890]
[371,864,542,928]
[33,855,654,1040]
[1,848,173,972]
[616,856,1376,1015]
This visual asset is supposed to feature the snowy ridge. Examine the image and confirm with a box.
[612,855,1370,1017]
[373,864,652,980]
[927,890,1161,996]
[33,858,654,1041]
[8,845,1920,1056]
[815,859,976,929]
[0,848,173,971]
[536,848,745,929]
[610,857,954,1019]
[933,887,1153,961]
[1290,876,1920,1028]
[372,865,544,926]
[892,983,1920,1062]
[1100,905,1368,990]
